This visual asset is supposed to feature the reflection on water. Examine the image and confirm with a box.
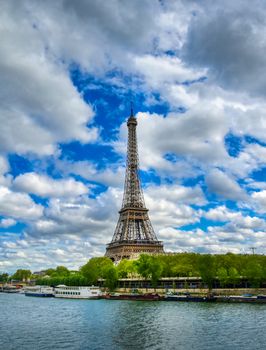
[1,294,266,350]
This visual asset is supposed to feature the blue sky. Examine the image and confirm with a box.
[1,0,266,272]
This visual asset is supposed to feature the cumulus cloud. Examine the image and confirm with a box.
[133,55,206,89]
[0,1,97,156]
[0,156,9,174]
[224,143,266,179]
[251,190,266,213]
[0,235,102,271]
[205,168,247,201]
[159,221,266,254]
[246,180,266,191]
[0,155,12,187]
[26,0,162,71]
[0,218,16,228]
[13,172,88,198]
[0,186,43,220]
[114,110,229,175]
[204,206,241,222]
[56,159,125,188]
[146,184,206,206]
[184,1,266,96]
[145,185,202,232]
[27,187,121,239]
[204,205,266,230]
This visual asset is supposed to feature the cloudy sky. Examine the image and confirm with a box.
[1,0,266,272]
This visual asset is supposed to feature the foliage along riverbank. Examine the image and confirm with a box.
[2,253,266,291]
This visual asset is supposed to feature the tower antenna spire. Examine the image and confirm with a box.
[130,101,134,117]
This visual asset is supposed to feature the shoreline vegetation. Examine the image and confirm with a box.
[1,253,266,293]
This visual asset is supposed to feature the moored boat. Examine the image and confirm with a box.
[104,293,161,301]
[164,294,188,301]
[164,293,217,302]
[24,286,54,297]
[1,285,21,293]
[54,285,102,299]
[228,295,257,302]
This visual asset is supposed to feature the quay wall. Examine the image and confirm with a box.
[114,287,266,295]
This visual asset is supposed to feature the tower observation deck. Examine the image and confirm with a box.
[105,108,164,262]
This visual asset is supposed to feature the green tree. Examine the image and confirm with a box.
[243,261,264,288]
[45,268,56,276]
[217,267,228,287]
[228,267,240,287]
[117,259,130,278]
[0,273,9,283]
[54,266,70,276]
[198,255,216,290]
[136,254,151,279]
[12,269,32,281]
[80,257,113,284]
[172,264,194,277]
[103,266,118,291]
[135,255,163,289]
[149,256,163,289]
[64,273,87,286]
[117,259,137,278]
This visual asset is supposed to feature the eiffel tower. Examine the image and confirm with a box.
[105,107,164,262]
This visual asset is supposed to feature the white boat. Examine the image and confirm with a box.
[24,286,54,297]
[54,285,102,299]
[1,285,21,293]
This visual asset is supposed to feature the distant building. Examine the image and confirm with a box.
[33,271,47,276]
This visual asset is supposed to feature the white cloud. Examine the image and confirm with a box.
[0,218,16,228]
[252,190,266,213]
[0,1,97,156]
[0,234,103,272]
[0,155,12,187]
[159,222,266,254]
[204,205,266,230]
[0,155,9,174]
[184,1,266,97]
[204,206,241,222]
[0,186,43,220]
[13,172,88,198]
[133,54,206,89]
[26,0,162,71]
[56,160,125,188]
[28,187,121,239]
[145,188,201,232]
[114,110,229,176]
[245,180,266,191]
[205,168,247,201]
[146,184,206,206]
[224,143,266,179]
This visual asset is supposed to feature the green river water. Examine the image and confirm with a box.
[0,293,266,350]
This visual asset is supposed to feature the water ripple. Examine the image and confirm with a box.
[1,294,266,350]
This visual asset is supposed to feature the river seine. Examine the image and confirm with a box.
[1,293,266,350]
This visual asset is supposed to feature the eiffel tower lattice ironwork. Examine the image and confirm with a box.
[105,107,164,262]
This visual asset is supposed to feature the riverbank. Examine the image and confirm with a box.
[2,284,266,303]
[115,286,266,296]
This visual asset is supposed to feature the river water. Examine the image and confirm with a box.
[1,293,266,350]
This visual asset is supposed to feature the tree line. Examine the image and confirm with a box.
[2,253,266,290]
